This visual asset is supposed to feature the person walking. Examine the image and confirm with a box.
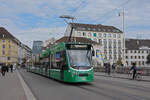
[106,63,111,75]
[130,62,137,80]
[1,63,7,76]
[112,63,116,73]
[10,64,13,73]
[6,64,9,72]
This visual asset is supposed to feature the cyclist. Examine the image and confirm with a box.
[130,62,137,80]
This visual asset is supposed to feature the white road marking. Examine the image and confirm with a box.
[16,70,37,100]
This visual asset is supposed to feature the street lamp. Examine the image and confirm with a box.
[59,15,75,42]
[59,15,75,23]
[118,8,126,66]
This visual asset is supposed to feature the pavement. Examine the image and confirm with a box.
[0,69,36,100]
[94,72,150,82]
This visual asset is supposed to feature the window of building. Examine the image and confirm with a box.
[98,33,102,38]
[118,34,121,38]
[83,32,86,36]
[135,56,137,59]
[93,28,96,31]
[108,33,111,37]
[104,39,107,48]
[113,34,116,38]
[118,40,121,48]
[142,61,145,65]
[88,32,91,37]
[142,51,144,53]
[3,44,5,48]
[126,56,128,59]
[147,50,149,54]
[131,50,132,53]
[138,51,140,53]
[93,33,96,37]
[114,55,117,59]
[113,39,116,48]
[104,33,106,37]
[2,51,5,55]
[135,50,136,53]
[142,56,144,59]
[103,29,106,32]
[8,57,11,60]
[126,50,128,53]
[109,39,112,48]
[88,28,91,30]
[81,27,86,30]
[77,32,81,36]
[98,29,101,31]
[131,56,133,59]
[139,61,141,65]
[109,55,112,60]
[139,56,141,59]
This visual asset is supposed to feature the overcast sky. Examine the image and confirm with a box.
[0,0,150,48]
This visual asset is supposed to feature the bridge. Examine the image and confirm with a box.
[0,69,150,100]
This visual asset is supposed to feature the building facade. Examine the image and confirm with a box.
[64,23,125,65]
[126,39,150,67]
[32,41,43,63]
[0,27,31,65]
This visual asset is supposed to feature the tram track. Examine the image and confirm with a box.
[95,77,150,93]
[74,80,150,100]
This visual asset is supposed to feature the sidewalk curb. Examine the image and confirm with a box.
[16,70,37,100]
[94,73,150,82]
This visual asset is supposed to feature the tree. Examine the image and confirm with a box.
[146,53,150,65]
[117,57,122,66]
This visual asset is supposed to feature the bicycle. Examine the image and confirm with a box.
[128,70,142,81]
[135,70,142,81]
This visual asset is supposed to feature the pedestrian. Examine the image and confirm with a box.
[104,63,107,74]
[105,63,111,75]
[108,63,111,75]
[10,64,13,73]
[6,64,9,72]
[1,63,7,76]
[112,63,116,73]
[130,62,137,80]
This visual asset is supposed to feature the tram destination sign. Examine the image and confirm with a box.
[66,44,91,50]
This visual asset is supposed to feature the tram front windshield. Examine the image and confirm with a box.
[67,50,92,68]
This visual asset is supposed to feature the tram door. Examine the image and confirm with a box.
[60,51,67,80]
[45,58,49,76]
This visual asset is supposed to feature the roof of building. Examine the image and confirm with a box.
[0,27,22,44]
[0,27,15,39]
[55,36,99,45]
[126,39,150,50]
[69,23,123,33]
[0,27,31,51]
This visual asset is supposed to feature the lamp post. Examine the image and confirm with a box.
[59,15,75,42]
[119,8,126,66]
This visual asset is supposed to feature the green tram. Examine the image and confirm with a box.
[28,42,94,82]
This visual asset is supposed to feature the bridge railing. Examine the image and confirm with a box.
[94,66,150,76]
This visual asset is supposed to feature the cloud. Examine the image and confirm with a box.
[0,0,150,48]
[16,27,66,48]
